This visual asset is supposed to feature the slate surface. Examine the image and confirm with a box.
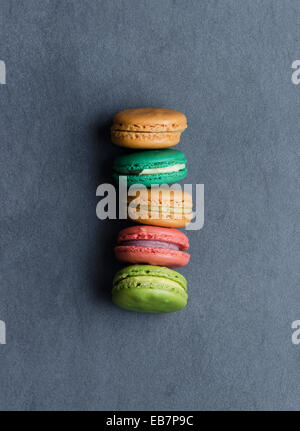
[0,0,300,411]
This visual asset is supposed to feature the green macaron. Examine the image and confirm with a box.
[112,264,188,313]
[113,149,187,187]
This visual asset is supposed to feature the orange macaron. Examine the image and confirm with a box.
[111,107,187,149]
[127,187,193,228]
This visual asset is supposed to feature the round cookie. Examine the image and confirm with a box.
[115,225,190,268]
[112,265,188,313]
[111,108,187,149]
[113,149,187,187]
[127,188,193,228]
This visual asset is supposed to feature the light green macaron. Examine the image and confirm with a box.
[112,264,188,314]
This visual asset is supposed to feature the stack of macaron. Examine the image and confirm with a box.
[110,108,192,314]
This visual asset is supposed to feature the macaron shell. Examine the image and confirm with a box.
[132,217,192,228]
[127,207,193,228]
[111,130,181,149]
[113,264,187,291]
[113,149,187,172]
[115,245,190,268]
[112,285,187,313]
[111,108,187,132]
[117,225,189,250]
[112,270,187,314]
[128,188,193,207]
[113,168,187,187]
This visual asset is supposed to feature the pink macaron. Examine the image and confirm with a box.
[114,225,190,268]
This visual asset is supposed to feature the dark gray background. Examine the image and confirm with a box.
[0,0,299,411]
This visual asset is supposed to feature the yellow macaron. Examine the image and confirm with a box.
[111,107,187,149]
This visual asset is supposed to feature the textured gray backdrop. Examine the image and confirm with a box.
[0,0,300,411]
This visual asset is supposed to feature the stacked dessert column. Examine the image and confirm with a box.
[111,108,193,314]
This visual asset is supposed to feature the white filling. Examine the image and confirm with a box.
[139,205,192,214]
[139,163,186,175]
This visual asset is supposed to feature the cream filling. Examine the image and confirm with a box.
[119,164,186,175]
[139,164,185,175]
[138,205,192,214]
